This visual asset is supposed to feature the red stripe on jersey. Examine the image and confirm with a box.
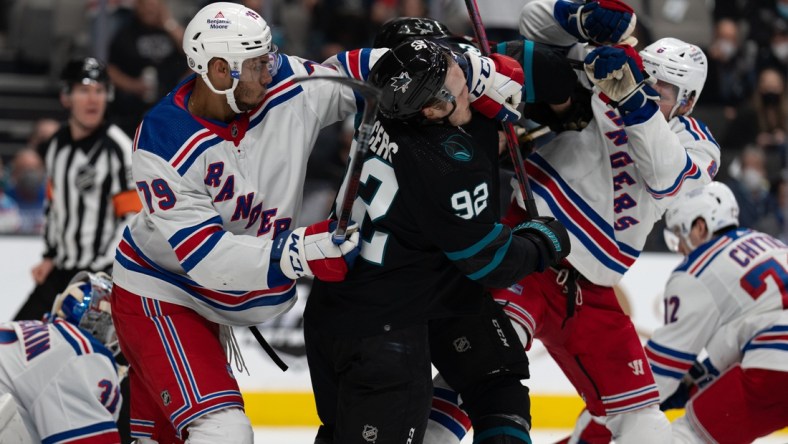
[431,397,472,430]
[602,390,661,412]
[62,430,121,443]
[171,130,213,168]
[689,237,731,275]
[174,225,222,261]
[186,281,295,306]
[527,160,635,267]
[687,118,707,140]
[645,347,692,371]
[118,240,153,269]
[58,319,91,354]
[347,49,362,79]
[753,334,788,342]
[132,122,142,152]
[263,79,295,101]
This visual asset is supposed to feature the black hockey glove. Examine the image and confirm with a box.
[513,217,571,271]
[688,358,719,388]
[659,380,693,411]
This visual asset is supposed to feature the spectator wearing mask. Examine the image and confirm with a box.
[725,145,778,232]
[704,18,757,120]
[722,67,788,169]
[5,149,46,235]
[0,157,22,233]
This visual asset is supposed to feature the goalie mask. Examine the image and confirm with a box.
[51,271,119,356]
[183,1,275,113]
[640,37,707,119]
[663,182,739,253]
[369,39,453,120]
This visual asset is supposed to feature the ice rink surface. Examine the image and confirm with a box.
[253,427,788,443]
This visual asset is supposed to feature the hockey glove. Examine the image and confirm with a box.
[464,52,524,122]
[659,380,694,411]
[584,45,660,120]
[688,358,720,389]
[513,217,571,271]
[271,219,360,282]
[554,0,637,45]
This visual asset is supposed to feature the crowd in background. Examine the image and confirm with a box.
[2,0,788,250]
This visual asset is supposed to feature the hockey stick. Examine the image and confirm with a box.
[293,76,382,243]
[249,325,289,371]
[465,0,539,219]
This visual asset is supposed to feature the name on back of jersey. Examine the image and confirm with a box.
[368,120,398,162]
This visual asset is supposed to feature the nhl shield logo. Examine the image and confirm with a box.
[362,424,378,442]
[75,164,96,191]
[453,336,471,352]
[231,123,238,138]
[161,390,171,406]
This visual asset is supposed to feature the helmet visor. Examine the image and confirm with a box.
[434,85,455,104]
[663,227,681,253]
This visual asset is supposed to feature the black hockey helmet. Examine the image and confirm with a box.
[60,57,110,93]
[374,17,453,49]
[369,39,452,120]
[374,16,480,61]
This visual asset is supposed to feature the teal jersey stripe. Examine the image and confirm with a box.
[446,224,504,260]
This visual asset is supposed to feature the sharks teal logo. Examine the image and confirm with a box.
[390,71,412,93]
[442,134,473,162]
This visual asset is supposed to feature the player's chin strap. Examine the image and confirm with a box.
[421,99,457,126]
[201,73,244,114]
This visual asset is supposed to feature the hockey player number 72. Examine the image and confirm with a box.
[739,257,788,309]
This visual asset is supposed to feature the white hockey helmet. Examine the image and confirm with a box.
[51,271,119,356]
[663,182,739,252]
[640,37,707,119]
[183,2,273,113]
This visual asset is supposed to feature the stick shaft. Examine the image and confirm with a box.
[332,108,378,243]
[464,0,539,218]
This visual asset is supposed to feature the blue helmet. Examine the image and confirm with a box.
[51,271,119,355]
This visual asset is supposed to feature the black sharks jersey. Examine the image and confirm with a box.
[306,114,545,336]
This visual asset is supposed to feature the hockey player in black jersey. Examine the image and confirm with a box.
[304,40,570,444]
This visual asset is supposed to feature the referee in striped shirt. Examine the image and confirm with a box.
[14,57,141,321]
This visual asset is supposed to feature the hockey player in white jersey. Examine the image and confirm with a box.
[647,181,788,443]
[0,271,123,444]
[110,2,367,442]
[426,2,720,443]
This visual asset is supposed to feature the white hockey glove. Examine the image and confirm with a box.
[464,52,524,122]
[584,45,660,116]
[554,0,638,46]
[271,219,360,282]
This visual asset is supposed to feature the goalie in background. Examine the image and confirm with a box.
[0,271,124,443]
